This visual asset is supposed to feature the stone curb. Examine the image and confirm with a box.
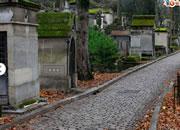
[149,82,175,130]
[0,51,180,130]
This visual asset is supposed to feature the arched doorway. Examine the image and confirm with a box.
[69,38,76,88]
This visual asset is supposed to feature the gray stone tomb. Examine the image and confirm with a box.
[0,0,40,107]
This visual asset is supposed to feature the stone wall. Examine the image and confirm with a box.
[130,35,141,56]
[38,38,69,90]
[0,6,37,23]
[0,23,39,107]
[130,30,154,57]
[0,5,39,107]
[113,36,130,56]
[155,32,168,53]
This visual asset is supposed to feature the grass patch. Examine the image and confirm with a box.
[18,99,37,109]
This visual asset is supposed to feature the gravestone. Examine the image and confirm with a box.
[0,0,40,107]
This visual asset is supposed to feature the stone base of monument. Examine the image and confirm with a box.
[2,99,47,114]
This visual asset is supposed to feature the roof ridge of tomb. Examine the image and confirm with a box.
[37,11,75,38]
[131,15,155,27]
[0,0,40,11]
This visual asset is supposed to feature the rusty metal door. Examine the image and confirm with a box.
[0,32,8,105]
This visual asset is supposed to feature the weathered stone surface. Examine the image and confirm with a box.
[39,38,69,90]
[130,30,154,57]
[155,32,169,54]
[26,53,180,129]
[0,5,39,107]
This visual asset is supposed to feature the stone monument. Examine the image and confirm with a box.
[0,0,40,107]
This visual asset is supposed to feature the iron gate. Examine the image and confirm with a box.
[0,32,8,105]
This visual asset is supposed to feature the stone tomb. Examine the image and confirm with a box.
[111,30,130,57]
[38,12,77,90]
[0,0,40,107]
[130,15,155,57]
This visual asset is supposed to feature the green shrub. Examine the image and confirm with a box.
[141,57,150,61]
[170,43,180,51]
[89,27,119,72]
[116,55,141,71]
[170,45,180,51]
[123,55,141,63]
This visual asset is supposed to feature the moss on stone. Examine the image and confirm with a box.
[37,12,74,38]
[18,0,40,8]
[132,15,155,27]
[67,0,76,4]
[18,99,37,109]
[155,27,168,32]
[89,8,112,15]
[172,35,178,39]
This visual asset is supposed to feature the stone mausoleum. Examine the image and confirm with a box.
[111,30,130,57]
[38,12,77,90]
[0,0,40,107]
[155,28,169,55]
[130,15,155,57]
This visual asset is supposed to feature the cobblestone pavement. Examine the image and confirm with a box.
[24,53,180,130]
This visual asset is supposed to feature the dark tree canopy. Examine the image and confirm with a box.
[120,0,155,15]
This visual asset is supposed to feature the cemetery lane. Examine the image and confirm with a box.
[23,53,180,129]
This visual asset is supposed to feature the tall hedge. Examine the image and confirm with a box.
[89,27,119,72]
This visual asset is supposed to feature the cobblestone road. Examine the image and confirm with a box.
[24,53,180,130]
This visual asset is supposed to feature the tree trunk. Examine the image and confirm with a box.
[117,0,121,17]
[155,0,159,26]
[76,0,93,80]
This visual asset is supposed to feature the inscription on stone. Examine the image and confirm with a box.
[41,64,65,77]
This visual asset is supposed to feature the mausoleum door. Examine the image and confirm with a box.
[69,38,76,88]
[0,32,8,105]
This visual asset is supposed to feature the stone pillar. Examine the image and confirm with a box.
[0,0,40,107]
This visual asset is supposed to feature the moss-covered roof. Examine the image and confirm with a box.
[19,0,39,7]
[0,0,40,9]
[89,8,112,15]
[131,15,155,27]
[37,12,74,38]
[155,27,168,32]
[67,0,76,4]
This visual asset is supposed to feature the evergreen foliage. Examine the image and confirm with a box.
[89,27,119,72]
